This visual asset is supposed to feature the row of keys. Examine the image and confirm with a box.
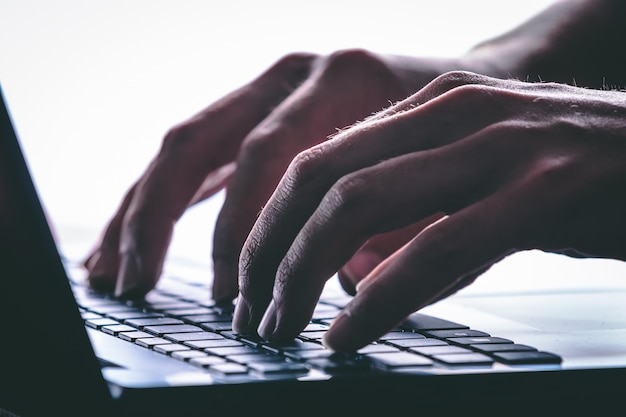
[74,277,561,377]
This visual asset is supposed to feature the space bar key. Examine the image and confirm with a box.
[402,313,469,331]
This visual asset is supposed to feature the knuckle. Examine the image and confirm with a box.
[431,70,485,92]
[323,172,373,219]
[429,71,505,102]
[161,121,200,155]
[446,83,499,104]
[321,48,391,80]
[239,131,280,162]
[261,52,319,89]
[284,147,328,191]
[272,52,319,72]
[530,151,578,187]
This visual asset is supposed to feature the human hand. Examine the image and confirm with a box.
[236,71,626,352]
[84,49,461,299]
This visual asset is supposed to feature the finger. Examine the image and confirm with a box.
[355,243,488,302]
[85,182,139,292]
[102,53,319,298]
[256,122,524,341]
[426,264,491,303]
[86,160,235,292]
[238,74,522,334]
[323,185,530,352]
[337,216,442,294]
[215,50,412,308]
[188,162,237,206]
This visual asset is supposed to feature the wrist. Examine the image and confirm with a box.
[461,0,626,88]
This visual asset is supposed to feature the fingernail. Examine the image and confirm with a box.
[322,313,352,352]
[115,253,146,299]
[232,296,253,335]
[343,251,382,285]
[86,249,116,293]
[257,300,277,340]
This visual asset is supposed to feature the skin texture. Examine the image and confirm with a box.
[237,72,626,351]
[85,0,626,350]
[85,50,464,298]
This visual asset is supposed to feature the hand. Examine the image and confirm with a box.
[236,71,626,352]
[84,49,463,299]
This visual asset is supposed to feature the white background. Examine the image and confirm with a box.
[3,0,625,292]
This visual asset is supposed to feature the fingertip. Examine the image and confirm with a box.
[321,313,357,353]
[232,296,254,335]
[257,300,277,340]
[114,253,154,299]
[85,249,118,294]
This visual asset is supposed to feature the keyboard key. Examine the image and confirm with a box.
[163,307,215,317]
[208,363,249,376]
[237,334,266,347]
[408,345,474,356]
[387,338,448,349]
[434,353,494,366]
[204,346,256,357]
[189,356,228,368]
[217,331,240,340]
[366,352,434,368]
[144,301,198,310]
[402,313,468,331]
[473,344,537,353]
[199,321,233,332]
[262,340,326,354]
[118,331,153,342]
[424,329,490,339]
[76,298,120,309]
[172,350,209,362]
[180,313,228,323]
[85,318,119,329]
[143,324,203,337]
[184,339,243,349]
[107,311,163,321]
[284,349,336,361]
[86,305,137,315]
[154,344,192,355]
[357,344,399,355]
[227,353,286,364]
[307,356,369,372]
[164,332,223,343]
[448,336,513,346]
[81,312,103,320]
[101,324,136,335]
[125,317,183,328]
[492,351,562,365]
[378,332,426,341]
[135,337,173,348]
[248,362,309,375]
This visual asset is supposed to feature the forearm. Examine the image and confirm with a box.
[464,0,626,88]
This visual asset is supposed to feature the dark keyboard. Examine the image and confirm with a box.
[71,272,561,378]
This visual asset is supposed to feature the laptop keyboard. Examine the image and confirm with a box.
[71,272,562,378]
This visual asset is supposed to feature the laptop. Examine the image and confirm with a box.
[2,83,626,417]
